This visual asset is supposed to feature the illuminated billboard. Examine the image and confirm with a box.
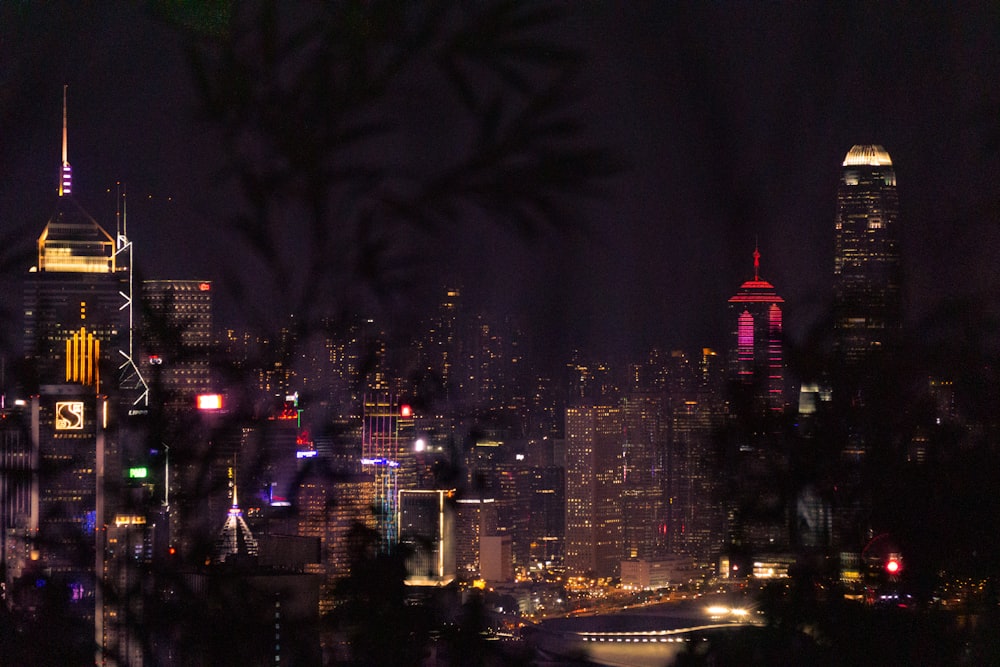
[55,401,85,430]
[197,394,223,410]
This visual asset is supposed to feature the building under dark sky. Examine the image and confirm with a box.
[833,144,902,365]
[728,248,785,413]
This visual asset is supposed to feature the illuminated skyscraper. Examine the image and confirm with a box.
[454,496,498,579]
[24,195,124,391]
[398,488,455,586]
[0,406,31,555]
[30,389,110,654]
[833,144,901,364]
[418,287,462,403]
[23,89,139,401]
[621,393,667,560]
[20,88,128,657]
[668,399,725,563]
[296,470,375,614]
[726,249,789,551]
[141,280,213,410]
[564,404,623,577]
[361,394,404,551]
[728,248,785,412]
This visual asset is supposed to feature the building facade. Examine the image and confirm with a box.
[141,280,213,410]
[833,144,902,364]
[564,405,623,578]
[728,248,785,413]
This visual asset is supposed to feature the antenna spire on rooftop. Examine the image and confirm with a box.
[59,85,72,196]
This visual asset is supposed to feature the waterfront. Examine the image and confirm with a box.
[526,594,762,666]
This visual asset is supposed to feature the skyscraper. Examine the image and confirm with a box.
[564,404,623,578]
[24,193,124,392]
[620,392,667,560]
[728,247,785,413]
[668,399,725,564]
[141,280,213,410]
[726,249,790,553]
[20,88,127,656]
[23,90,129,395]
[398,488,456,586]
[833,144,902,364]
[361,393,404,551]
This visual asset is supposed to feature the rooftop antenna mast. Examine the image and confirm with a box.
[59,85,72,196]
[754,234,761,281]
[115,183,149,407]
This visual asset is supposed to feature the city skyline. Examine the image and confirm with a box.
[5,5,1000,664]
[1,4,999,369]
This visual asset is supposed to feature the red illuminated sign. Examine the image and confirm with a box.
[197,394,223,410]
[199,282,211,291]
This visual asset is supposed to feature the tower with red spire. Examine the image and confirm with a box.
[728,247,785,413]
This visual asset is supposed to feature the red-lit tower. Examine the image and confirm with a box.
[728,248,785,412]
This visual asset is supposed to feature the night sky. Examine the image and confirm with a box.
[2,3,999,369]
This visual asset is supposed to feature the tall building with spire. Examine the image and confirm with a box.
[728,247,785,413]
[215,482,259,563]
[833,144,901,364]
[19,87,131,658]
[23,86,141,397]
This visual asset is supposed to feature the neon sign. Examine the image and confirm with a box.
[55,401,84,430]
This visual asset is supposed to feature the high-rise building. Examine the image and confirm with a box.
[361,394,404,551]
[453,496,498,579]
[833,144,902,364]
[178,492,321,667]
[24,194,124,393]
[141,280,213,410]
[728,247,785,413]
[19,89,130,658]
[103,512,155,666]
[296,468,375,614]
[398,488,455,586]
[725,249,791,553]
[564,405,623,578]
[30,389,110,648]
[0,405,32,562]
[527,465,564,565]
[620,392,667,560]
[417,287,462,405]
[668,399,725,565]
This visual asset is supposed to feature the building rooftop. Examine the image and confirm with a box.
[843,144,892,167]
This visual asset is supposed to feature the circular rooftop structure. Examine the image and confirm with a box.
[843,144,892,167]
